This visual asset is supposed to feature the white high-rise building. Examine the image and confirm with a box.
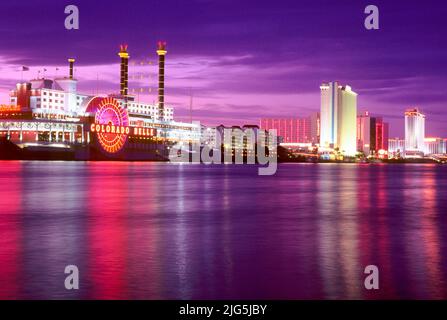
[389,137,405,158]
[405,108,425,157]
[320,81,357,156]
[424,137,446,155]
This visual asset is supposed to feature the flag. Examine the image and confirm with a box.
[21,66,30,71]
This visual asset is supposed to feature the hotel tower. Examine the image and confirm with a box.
[405,108,425,157]
[320,81,357,156]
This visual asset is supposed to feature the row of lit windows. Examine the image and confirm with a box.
[129,106,173,112]
[42,91,65,98]
[37,98,64,104]
[35,104,64,110]
[130,104,157,110]
[129,109,173,115]
[129,110,154,115]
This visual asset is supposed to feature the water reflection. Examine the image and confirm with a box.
[0,162,23,299]
[0,161,446,299]
[86,163,128,299]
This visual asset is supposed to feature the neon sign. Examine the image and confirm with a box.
[90,124,130,135]
[132,127,156,136]
[90,123,156,137]
[84,97,129,153]
[85,97,156,154]
[0,105,21,112]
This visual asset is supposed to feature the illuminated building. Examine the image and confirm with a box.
[319,82,337,149]
[218,125,254,152]
[200,124,217,148]
[375,117,389,158]
[356,112,389,157]
[310,112,320,145]
[0,42,200,160]
[424,137,446,155]
[405,108,425,158]
[260,118,311,144]
[388,137,405,158]
[242,125,261,155]
[202,124,275,160]
[357,111,372,155]
[320,82,357,156]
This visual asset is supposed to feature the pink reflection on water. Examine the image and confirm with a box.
[419,168,445,298]
[86,162,129,299]
[0,162,23,299]
[401,165,445,299]
[125,163,162,299]
[358,165,395,299]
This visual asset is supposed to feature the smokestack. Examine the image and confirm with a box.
[68,58,75,79]
[156,41,167,121]
[118,44,129,98]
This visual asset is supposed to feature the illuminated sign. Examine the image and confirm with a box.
[90,123,156,137]
[0,105,22,112]
[90,124,130,135]
[85,97,156,154]
[132,127,156,136]
[84,97,130,153]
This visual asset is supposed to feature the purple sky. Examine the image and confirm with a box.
[1,0,447,137]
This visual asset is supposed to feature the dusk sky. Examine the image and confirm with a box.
[1,0,446,137]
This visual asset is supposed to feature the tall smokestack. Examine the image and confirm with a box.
[68,58,75,79]
[156,41,167,121]
[118,44,129,98]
